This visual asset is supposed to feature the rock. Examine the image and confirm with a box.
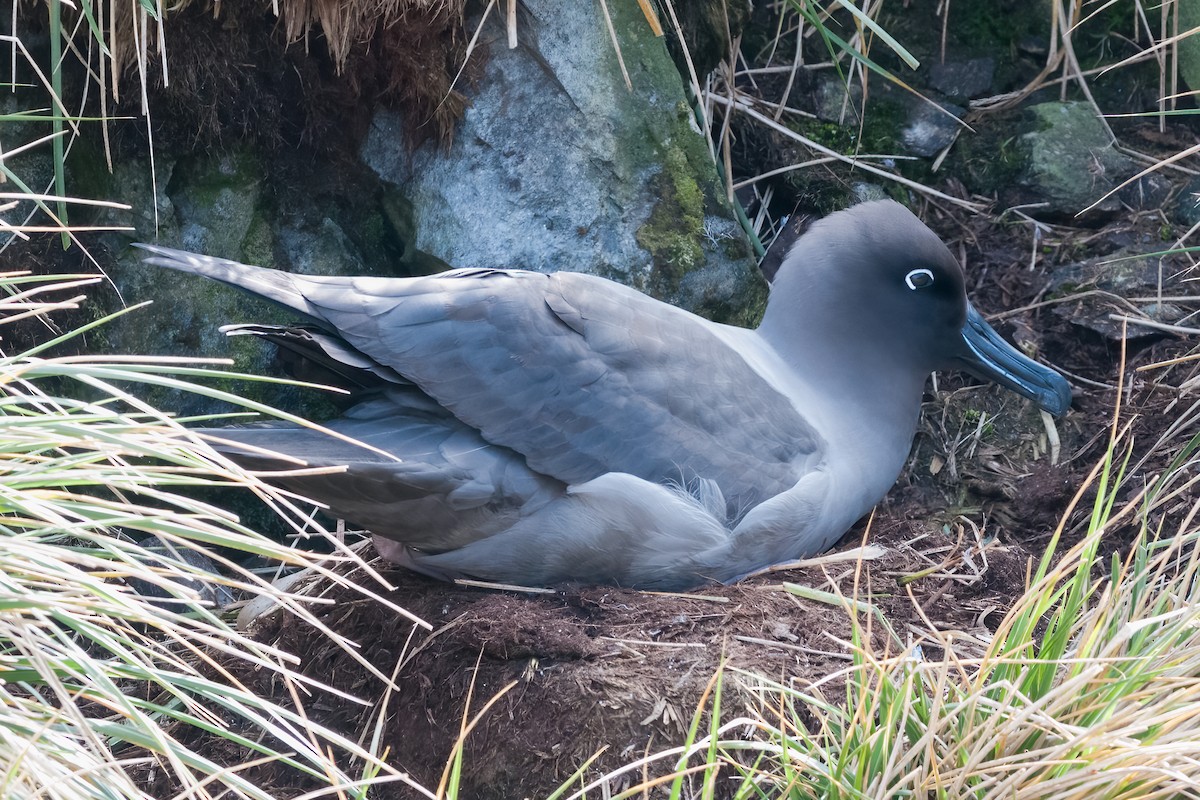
[1117,171,1172,212]
[86,146,401,424]
[93,151,313,418]
[1049,247,1178,340]
[361,0,765,324]
[1177,2,1200,97]
[169,150,266,259]
[1049,247,1163,296]
[278,217,367,276]
[1140,302,1185,322]
[1173,177,1200,227]
[901,100,965,157]
[928,58,995,101]
[1018,101,1154,221]
[124,535,236,610]
[813,74,863,123]
[851,182,891,204]
[1,94,57,205]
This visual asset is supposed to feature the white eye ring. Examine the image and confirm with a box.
[905,268,935,290]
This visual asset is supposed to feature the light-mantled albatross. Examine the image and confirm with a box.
[137,200,1071,590]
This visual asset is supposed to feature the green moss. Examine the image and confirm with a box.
[168,150,265,258]
[64,137,116,205]
[949,0,1046,51]
[175,149,263,200]
[799,97,907,155]
[948,126,1024,194]
[349,208,392,272]
[593,260,647,292]
[717,284,769,329]
[637,145,706,290]
[780,96,918,211]
[873,0,1051,93]
[241,212,275,267]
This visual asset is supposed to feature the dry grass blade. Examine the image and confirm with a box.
[0,270,434,799]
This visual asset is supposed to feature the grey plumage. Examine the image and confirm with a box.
[137,200,1071,589]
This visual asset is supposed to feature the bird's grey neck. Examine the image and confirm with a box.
[752,318,927,513]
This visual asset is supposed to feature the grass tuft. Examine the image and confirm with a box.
[0,269,433,799]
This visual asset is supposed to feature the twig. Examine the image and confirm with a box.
[1108,314,1200,336]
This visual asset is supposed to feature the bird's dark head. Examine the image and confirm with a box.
[762,200,1071,417]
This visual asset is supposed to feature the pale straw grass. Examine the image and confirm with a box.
[0,271,435,799]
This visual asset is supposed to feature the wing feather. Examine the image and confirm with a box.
[140,247,822,512]
[299,270,821,507]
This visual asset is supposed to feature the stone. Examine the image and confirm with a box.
[124,535,237,610]
[1019,101,1142,220]
[91,150,357,422]
[901,100,965,158]
[278,217,367,276]
[1048,247,1163,296]
[361,0,765,325]
[851,182,891,204]
[1177,1,1200,98]
[1,94,58,203]
[928,58,995,101]
[813,74,863,123]
[169,150,265,260]
[1173,177,1200,227]
[1117,171,1172,212]
[1049,246,1179,341]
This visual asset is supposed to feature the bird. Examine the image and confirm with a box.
[136,200,1071,590]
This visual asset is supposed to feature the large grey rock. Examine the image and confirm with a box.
[362,0,764,324]
[1019,102,1169,220]
[67,0,768,434]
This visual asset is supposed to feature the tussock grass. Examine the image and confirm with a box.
[729,432,1200,798]
[0,271,435,799]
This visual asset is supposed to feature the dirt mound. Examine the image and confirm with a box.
[150,525,1026,799]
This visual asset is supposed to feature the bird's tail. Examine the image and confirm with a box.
[135,244,341,323]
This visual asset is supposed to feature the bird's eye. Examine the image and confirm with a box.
[905,268,935,290]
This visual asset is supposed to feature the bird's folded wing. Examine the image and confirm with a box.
[317,269,822,500]
[139,246,822,502]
